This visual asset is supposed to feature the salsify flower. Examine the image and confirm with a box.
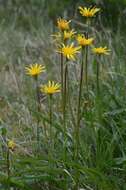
[79,6,100,17]
[77,34,94,46]
[92,46,110,55]
[25,63,45,77]
[8,140,16,151]
[40,81,61,95]
[57,18,71,31]
[64,29,76,40]
[58,43,81,60]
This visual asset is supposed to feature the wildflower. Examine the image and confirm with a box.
[40,81,61,95]
[79,6,100,18]
[58,43,81,60]
[25,64,45,77]
[92,46,110,55]
[8,140,16,151]
[64,29,76,40]
[57,18,71,31]
[77,34,94,46]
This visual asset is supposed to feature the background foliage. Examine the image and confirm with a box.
[0,0,126,190]
[0,0,126,30]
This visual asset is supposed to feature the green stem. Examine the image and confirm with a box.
[7,148,10,190]
[74,48,84,189]
[60,34,67,159]
[48,94,53,190]
[96,58,100,96]
[61,53,64,108]
[49,94,53,152]
[85,19,89,97]
[7,149,10,178]
[85,45,89,97]
[60,31,64,112]
[63,63,68,161]
[35,76,41,152]
[75,49,84,157]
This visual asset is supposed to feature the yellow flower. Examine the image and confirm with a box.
[57,18,71,31]
[25,64,45,77]
[8,140,16,151]
[79,6,100,17]
[40,81,61,95]
[92,46,110,55]
[64,29,76,40]
[77,34,94,46]
[58,43,81,60]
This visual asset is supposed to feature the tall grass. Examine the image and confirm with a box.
[0,3,126,190]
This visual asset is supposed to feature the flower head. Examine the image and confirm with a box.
[58,43,81,60]
[40,81,61,95]
[8,140,16,151]
[79,6,100,18]
[92,46,110,55]
[64,29,76,40]
[77,34,94,46]
[57,18,71,31]
[25,64,45,77]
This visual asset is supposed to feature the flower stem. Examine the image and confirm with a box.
[85,19,89,97]
[35,76,41,152]
[96,58,100,96]
[48,94,53,190]
[49,94,53,151]
[60,31,64,111]
[61,53,64,107]
[63,63,68,161]
[74,48,84,189]
[7,148,10,190]
[85,45,89,97]
[60,33,67,158]
[7,149,10,178]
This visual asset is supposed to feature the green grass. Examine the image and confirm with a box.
[0,4,126,190]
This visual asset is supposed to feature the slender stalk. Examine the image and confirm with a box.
[48,94,53,190]
[60,34,67,158]
[67,78,76,128]
[60,31,64,112]
[85,45,89,96]
[85,19,89,96]
[75,48,84,157]
[49,94,53,151]
[35,76,41,152]
[7,149,10,178]
[63,63,68,161]
[96,58,100,96]
[61,53,64,107]
[7,148,10,190]
[74,48,84,189]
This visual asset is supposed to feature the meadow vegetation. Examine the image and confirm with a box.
[0,0,126,190]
